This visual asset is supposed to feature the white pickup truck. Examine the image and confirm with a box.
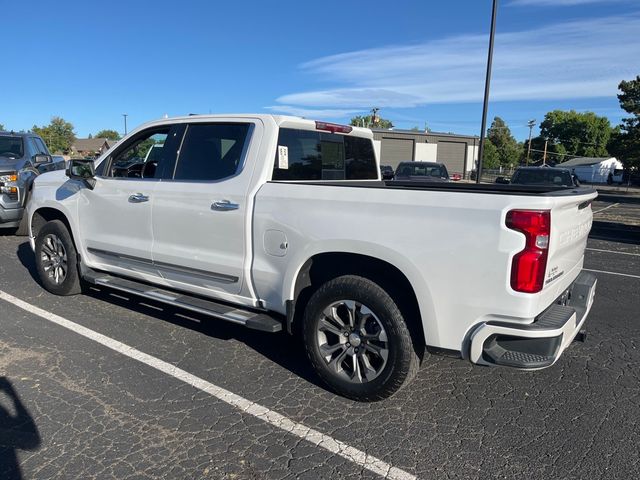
[26,115,597,401]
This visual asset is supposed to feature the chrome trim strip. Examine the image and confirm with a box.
[87,247,239,284]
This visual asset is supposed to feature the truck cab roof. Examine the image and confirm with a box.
[129,114,373,139]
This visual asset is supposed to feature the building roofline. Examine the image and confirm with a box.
[371,128,480,139]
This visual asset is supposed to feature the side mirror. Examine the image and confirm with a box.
[66,159,96,189]
[34,154,52,165]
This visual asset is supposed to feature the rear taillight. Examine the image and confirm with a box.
[315,121,353,134]
[506,209,551,293]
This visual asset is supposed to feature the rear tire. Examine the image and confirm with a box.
[303,275,420,401]
[35,220,82,296]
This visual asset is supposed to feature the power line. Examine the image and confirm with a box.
[526,136,608,147]
[527,149,606,159]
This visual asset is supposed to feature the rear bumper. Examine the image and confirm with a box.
[469,270,597,369]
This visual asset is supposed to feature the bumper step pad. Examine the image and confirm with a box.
[484,342,554,368]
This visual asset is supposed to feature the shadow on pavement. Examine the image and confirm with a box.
[0,377,41,480]
[16,243,41,287]
[85,286,326,389]
[596,192,640,205]
[15,242,326,392]
[590,221,640,245]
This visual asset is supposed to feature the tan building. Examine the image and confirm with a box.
[372,129,480,178]
[71,138,118,157]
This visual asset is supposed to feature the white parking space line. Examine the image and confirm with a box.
[583,268,640,279]
[592,203,619,214]
[586,248,640,257]
[0,290,415,480]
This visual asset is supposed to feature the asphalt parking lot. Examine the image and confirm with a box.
[1,198,639,479]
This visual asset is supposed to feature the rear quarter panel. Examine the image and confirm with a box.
[252,183,596,351]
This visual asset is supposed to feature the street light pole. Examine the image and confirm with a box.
[526,119,536,165]
[122,113,128,136]
[476,0,499,184]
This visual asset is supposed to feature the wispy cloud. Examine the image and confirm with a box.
[509,0,627,6]
[264,105,363,118]
[275,14,640,110]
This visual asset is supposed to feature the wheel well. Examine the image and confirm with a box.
[290,252,425,346]
[31,208,74,241]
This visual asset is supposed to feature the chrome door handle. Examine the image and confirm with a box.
[211,200,239,211]
[128,193,149,203]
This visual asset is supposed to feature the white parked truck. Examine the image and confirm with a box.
[27,115,597,401]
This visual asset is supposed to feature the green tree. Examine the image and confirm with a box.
[539,110,612,158]
[32,117,76,154]
[95,129,121,140]
[350,115,394,129]
[608,76,640,170]
[481,139,500,170]
[0,123,5,131]
[487,117,521,167]
[523,136,568,165]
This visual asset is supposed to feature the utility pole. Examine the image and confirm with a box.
[543,139,548,166]
[122,113,128,136]
[526,119,536,165]
[371,107,380,128]
[476,0,499,184]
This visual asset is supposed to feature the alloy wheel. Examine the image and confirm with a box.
[40,234,68,285]
[315,300,389,383]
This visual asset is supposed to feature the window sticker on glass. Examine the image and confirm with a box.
[278,145,289,169]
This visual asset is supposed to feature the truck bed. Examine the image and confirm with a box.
[254,179,596,351]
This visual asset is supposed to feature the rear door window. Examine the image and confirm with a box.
[272,128,377,181]
[173,123,250,181]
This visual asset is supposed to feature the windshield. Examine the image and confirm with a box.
[396,163,445,178]
[512,169,573,186]
[145,144,165,163]
[0,136,24,158]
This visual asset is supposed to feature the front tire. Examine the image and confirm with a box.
[35,220,82,296]
[303,275,420,401]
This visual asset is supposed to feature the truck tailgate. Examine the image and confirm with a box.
[545,193,596,297]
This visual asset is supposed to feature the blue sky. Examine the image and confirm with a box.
[1,0,638,140]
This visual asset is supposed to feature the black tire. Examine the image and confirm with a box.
[35,220,82,296]
[303,275,420,401]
